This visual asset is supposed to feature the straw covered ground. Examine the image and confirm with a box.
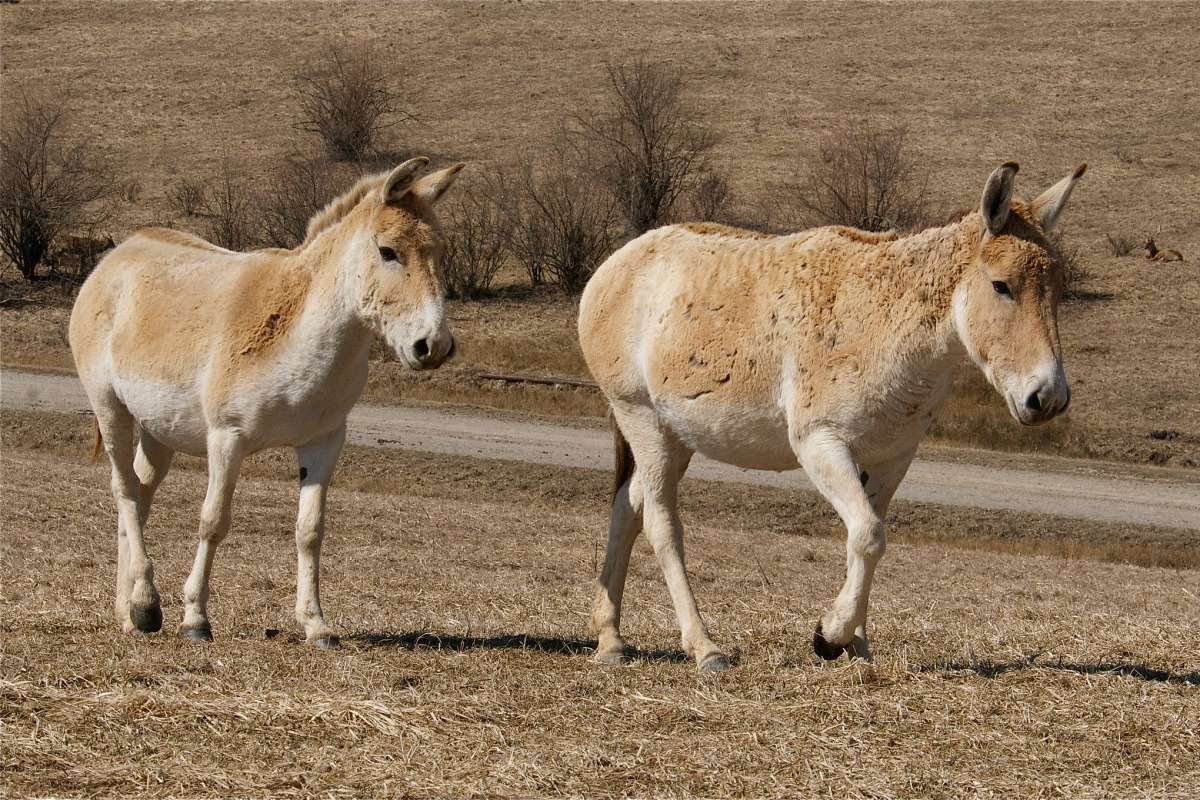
[2,409,1198,798]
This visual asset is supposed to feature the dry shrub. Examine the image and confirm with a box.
[508,142,619,293]
[578,58,717,234]
[294,39,410,163]
[0,93,114,281]
[199,159,260,252]
[1105,232,1136,257]
[167,177,207,218]
[790,119,929,232]
[685,170,736,223]
[258,153,356,248]
[441,184,510,300]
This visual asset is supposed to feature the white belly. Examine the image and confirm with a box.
[113,373,209,456]
[655,395,798,471]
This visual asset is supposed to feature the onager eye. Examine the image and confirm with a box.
[992,280,1012,297]
[378,246,398,262]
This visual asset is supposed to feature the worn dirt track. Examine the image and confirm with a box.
[2,368,1196,531]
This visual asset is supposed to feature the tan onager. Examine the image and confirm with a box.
[69,158,464,646]
[579,162,1085,671]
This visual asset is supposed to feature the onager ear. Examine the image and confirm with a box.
[1031,163,1087,232]
[383,157,430,203]
[980,162,1019,236]
[412,162,466,205]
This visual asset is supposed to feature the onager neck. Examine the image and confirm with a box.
[286,203,376,382]
[876,215,981,367]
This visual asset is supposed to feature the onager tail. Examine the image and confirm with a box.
[91,418,103,464]
[612,416,635,500]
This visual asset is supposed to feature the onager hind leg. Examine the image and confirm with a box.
[592,446,646,665]
[293,425,346,648]
[795,429,889,662]
[95,404,163,634]
[180,430,245,641]
[610,407,726,672]
[115,432,174,627]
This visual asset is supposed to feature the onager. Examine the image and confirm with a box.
[1143,237,1183,263]
[579,162,1085,671]
[69,158,464,646]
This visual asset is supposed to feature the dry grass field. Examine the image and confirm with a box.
[3,408,1199,798]
[2,1,1199,466]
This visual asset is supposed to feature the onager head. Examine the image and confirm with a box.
[355,158,464,370]
[953,162,1086,426]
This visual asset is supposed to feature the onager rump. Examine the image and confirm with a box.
[69,158,464,645]
[579,162,1085,670]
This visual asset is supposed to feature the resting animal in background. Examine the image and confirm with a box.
[579,161,1085,671]
[1143,237,1183,263]
[69,158,463,646]
[52,234,116,273]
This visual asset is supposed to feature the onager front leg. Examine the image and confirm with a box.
[795,430,887,662]
[180,430,245,641]
[294,425,346,648]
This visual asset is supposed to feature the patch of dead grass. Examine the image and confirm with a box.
[2,433,1198,798]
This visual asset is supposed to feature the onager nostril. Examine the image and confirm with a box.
[413,338,431,361]
[1025,389,1042,413]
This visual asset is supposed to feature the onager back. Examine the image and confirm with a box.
[69,158,464,645]
[579,162,1086,670]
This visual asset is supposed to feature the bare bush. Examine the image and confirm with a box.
[167,178,207,218]
[258,153,355,248]
[0,94,114,281]
[790,119,929,232]
[1105,232,1136,257]
[120,179,142,204]
[200,159,260,252]
[295,39,410,162]
[685,170,735,223]
[577,58,717,235]
[508,143,619,293]
[441,185,511,300]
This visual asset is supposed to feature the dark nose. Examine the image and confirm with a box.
[413,338,432,363]
[1024,389,1042,413]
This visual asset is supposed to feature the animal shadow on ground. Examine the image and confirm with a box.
[1064,287,1117,304]
[349,631,699,664]
[922,657,1199,685]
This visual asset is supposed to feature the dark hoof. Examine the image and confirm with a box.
[813,622,848,661]
[698,652,732,674]
[180,625,213,642]
[130,605,163,634]
[311,635,341,649]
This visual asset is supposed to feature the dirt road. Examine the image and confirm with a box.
[3,368,1197,530]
